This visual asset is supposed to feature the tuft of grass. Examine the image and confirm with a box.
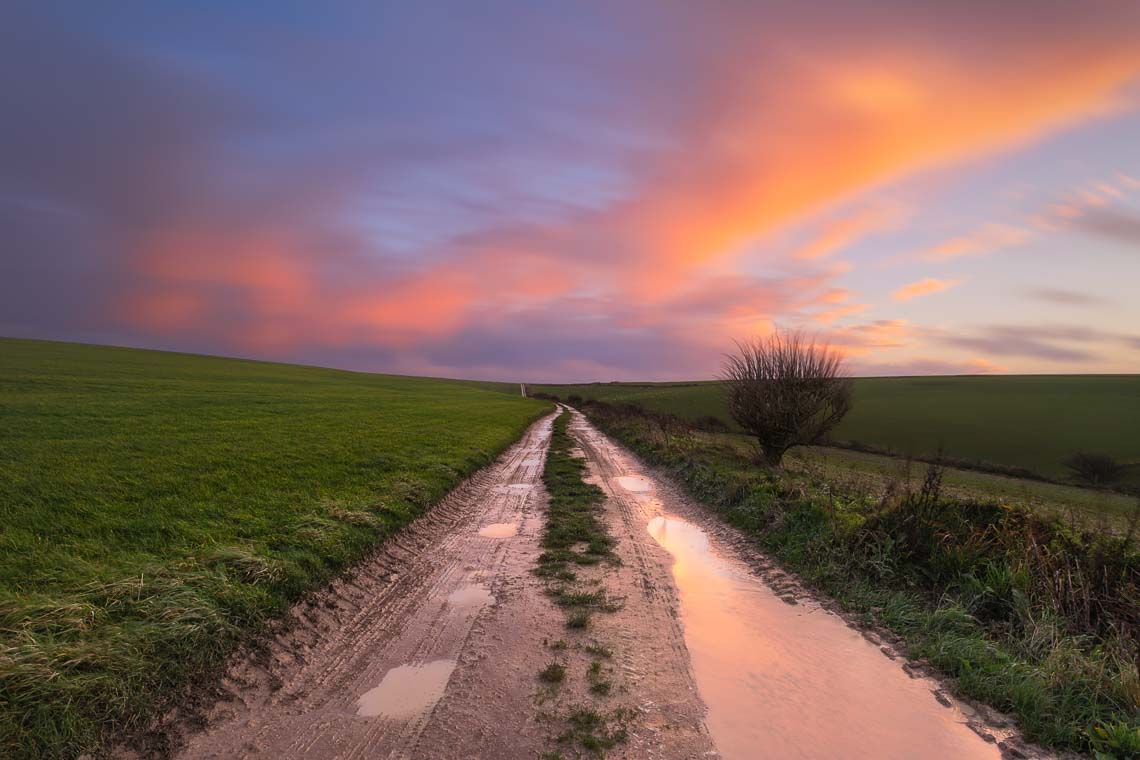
[584,643,612,658]
[0,338,549,759]
[587,660,612,696]
[539,662,566,684]
[583,400,1140,756]
[555,707,631,753]
[565,610,590,629]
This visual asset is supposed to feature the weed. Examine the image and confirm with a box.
[587,660,612,696]
[555,707,630,753]
[584,643,613,658]
[565,610,590,629]
[539,662,566,684]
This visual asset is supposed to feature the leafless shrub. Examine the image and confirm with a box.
[720,330,853,468]
[1065,452,1124,487]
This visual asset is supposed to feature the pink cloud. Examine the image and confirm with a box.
[793,204,906,260]
[892,277,961,301]
[922,224,1030,261]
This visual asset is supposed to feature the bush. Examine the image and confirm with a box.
[1066,452,1124,487]
[721,330,852,467]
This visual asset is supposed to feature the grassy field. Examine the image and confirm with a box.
[531,376,1140,482]
[0,338,548,758]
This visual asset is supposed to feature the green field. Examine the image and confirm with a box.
[531,376,1140,481]
[0,339,548,758]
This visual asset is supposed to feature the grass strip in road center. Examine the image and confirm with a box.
[536,411,615,586]
[535,410,629,757]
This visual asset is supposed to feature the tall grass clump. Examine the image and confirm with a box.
[581,399,1140,755]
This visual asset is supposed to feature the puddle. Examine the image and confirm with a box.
[447,585,493,607]
[506,483,533,491]
[647,515,1000,759]
[478,522,518,538]
[615,475,653,492]
[521,458,543,466]
[356,659,456,719]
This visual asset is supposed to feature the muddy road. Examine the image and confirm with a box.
[159,408,1043,759]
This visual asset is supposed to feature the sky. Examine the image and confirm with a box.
[3,1,1140,381]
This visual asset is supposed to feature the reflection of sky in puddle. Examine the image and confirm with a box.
[447,585,493,607]
[356,660,456,718]
[647,515,999,760]
[615,475,653,492]
[478,522,518,538]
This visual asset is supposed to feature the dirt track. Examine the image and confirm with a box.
[156,408,1043,760]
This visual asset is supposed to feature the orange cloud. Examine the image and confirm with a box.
[922,224,1030,261]
[610,29,1140,297]
[814,303,870,324]
[892,277,961,301]
[793,204,906,260]
[825,319,914,357]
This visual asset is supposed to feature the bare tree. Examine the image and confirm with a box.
[1065,452,1123,487]
[720,330,853,468]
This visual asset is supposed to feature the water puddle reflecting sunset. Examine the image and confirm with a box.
[647,515,999,760]
[447,585,493,607]
[615,475,653,492]
[478,522,518,538]
[356,660,456,719]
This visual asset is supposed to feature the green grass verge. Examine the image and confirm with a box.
[530,375,1140,483]
[537,412,613,590]
[581,402,1140,757]
[0,338,549,758]
[536,411,628,756]
[736,436,1138,532]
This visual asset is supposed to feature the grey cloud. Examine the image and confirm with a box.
[1071,206,1140,247]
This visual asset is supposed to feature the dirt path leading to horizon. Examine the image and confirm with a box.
[160,409,713,760]
[157,408,1042,760]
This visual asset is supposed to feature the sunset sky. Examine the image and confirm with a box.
[3,2,1140,381]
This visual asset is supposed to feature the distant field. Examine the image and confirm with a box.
[0,339,547,758]
[531,376,1140,482]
